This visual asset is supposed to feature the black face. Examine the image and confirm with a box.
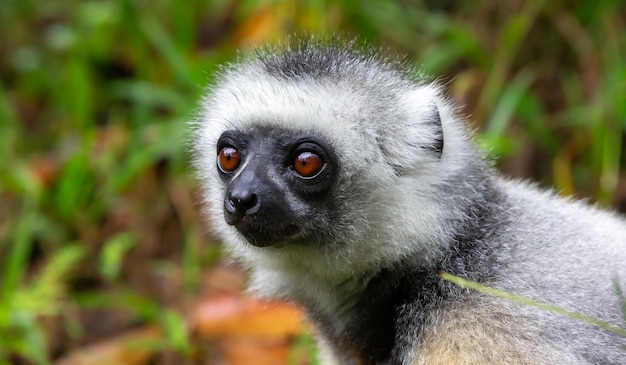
[216,126,338,247]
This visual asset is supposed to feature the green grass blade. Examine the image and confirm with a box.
[441,272,626,337]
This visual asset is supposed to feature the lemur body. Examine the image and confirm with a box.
[193,39,626,364]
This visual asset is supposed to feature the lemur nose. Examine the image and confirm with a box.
[224,188,259,225]
[230,190,258,213]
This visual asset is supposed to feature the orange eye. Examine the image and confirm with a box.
[218,146,240,172]
[293,151,324,177]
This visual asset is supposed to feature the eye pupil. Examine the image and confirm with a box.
[218,146,240,172]
[293,151,324,177]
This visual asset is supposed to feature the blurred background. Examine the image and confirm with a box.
[0,0,625,364]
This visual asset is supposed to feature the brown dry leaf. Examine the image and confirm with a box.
[192,294,307,365]
[53,289,306,365]
[53,326,162,365]
[192,294,304,339]
[219,337,295,365]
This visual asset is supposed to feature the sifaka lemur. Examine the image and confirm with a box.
[192,38,626,364]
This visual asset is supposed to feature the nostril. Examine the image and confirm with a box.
[230,194,258,212]
[241,194,258,212]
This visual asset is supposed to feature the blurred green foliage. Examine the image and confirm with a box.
[0,0,624,363]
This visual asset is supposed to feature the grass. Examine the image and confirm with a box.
[0,0,624,363]
[441,272,626,338]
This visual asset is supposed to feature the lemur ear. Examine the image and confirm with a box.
[399,86,444,158]
[426,103,444,157]
[377,87,444,176]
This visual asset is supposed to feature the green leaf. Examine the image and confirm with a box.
[99,232,136,281]
[484,68,535,137]
[161,310,190,353]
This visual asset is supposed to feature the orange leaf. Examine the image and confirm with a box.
[192,294,305,339]
[233,7,279,46]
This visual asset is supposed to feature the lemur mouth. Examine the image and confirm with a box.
[234,221,302,247]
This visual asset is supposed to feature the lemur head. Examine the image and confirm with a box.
[193,39,477,281]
